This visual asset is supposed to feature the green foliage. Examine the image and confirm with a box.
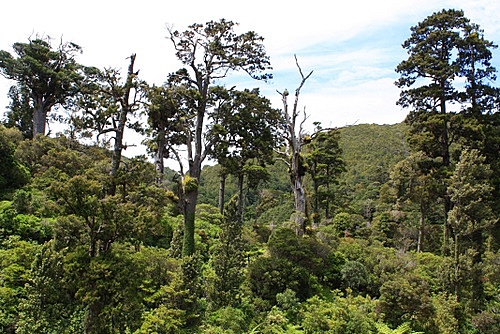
[16,243,85,334]
[375,322,424,334]
[204,201,247,309]
[341,260,369,294]
[377,272,433,331]
[0,237,39,333]
[135,304,185,334]
[331,212,364,237]
[0,11,497,333]
[0,37,85,137]
[249,306,301,333]
[338,123,409,218]
[305,128,345,220]
[300,293,377,334]
[448,148,494,309]
[201,306,248,333]
[430,292,461,334]
[248,255,312,304]
[0,126,30,196]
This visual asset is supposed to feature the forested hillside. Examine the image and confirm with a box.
[1,9,499,334]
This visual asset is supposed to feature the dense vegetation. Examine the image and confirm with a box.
[0,9,499,334]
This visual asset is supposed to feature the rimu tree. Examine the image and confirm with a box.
[395,9,498,252]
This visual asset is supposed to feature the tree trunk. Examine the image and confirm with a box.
[108,54,137,196]
[291,152,306,236]
[219,173,226,214]
[470,227,485,310]
[32,100,47,137]
[181,150,202,256]
[454,232,460,301]
[280,56,312,236]
[155,128,166,185]
[237,172,245,225]
[417,201,425,252]
[182,184,198,257]
[325,166,331,220]
[293,178,306,236]
[109,120,125,195]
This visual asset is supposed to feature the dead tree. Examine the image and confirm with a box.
[277,55,313,236]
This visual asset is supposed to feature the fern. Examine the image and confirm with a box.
[375,322,424,334]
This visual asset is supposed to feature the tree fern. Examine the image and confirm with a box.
[375,322,424,334]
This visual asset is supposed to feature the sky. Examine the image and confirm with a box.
[1,0,499,157]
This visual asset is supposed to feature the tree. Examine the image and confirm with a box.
[143,83,187,185]
[166,19,272,256]
[204,200,247,309]
[396,9,469,167]
[277,55,313,236]
[395,9,498,252]
[74,54,145,195]
[207,87,281,220]
[457,21,498,116]
[3,85,33,139]
[305,126,345,222]
[448,149,494,309]
[390,152,439,252]
[0,126,30,195]
[0,37,84,137]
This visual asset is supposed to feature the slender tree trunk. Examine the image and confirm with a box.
[155,128,166,185]
[325,166,331,220]
[291,152,306,236]
[454,232,460,301]
[109,120,125,195]
[471,227,485,310]
[417,201,425,252]
[313,175,320,224]
[439,95,453,255]
[219,173,226,214]
[237,172,245,225]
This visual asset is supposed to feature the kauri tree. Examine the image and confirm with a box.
[0,37,85,138]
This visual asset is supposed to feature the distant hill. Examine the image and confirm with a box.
[197,122,410,220]
[337,122,410,214]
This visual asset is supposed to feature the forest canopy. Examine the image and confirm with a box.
[0,10,499,334]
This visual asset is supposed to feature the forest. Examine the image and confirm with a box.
[0,8,499,334]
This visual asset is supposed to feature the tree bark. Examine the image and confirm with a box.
[291,152,306,236]
[237,172,245,225]
[32,99,47,137]
[218,173,226,214]
[417,201,425,253]
[182,188,197,257]
[108,54,137,196]
[154,127,166,185]
[279,56,312,236]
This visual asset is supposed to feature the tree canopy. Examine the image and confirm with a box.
[0,11,498,334]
